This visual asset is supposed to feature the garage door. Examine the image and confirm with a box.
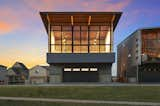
[139,71,160,82]
[139,64,160,82]
[63,68,99,82]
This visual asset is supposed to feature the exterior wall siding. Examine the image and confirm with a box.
[117,31,140,82]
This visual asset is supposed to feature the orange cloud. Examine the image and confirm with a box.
[0,7,23,35]
[82,0,132,11]
[0,21,18,35]
[23,0,77,11]
[23,0,131,12]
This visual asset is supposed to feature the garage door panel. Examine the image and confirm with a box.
[63,71,98,82]
[139,71,160,82]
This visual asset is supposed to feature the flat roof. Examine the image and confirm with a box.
[40,12,122,33]
[117,27,160,47]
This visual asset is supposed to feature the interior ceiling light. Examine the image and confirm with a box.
[88,16,91,25]
[71,16,74,25]
[63,39,66,42]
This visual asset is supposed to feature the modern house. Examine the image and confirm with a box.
[7,62,29,84]
[29,65,49,84]
[117,27,160,83]
[0,65,7,84]
[40,12,122,83]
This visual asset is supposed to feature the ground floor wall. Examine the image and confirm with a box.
[7,76,25,84]
[49,63,112,83]
[138,63,160,83]
[125,63,160,83]
[29,76,48,84]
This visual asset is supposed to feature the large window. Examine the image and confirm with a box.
[142,30,160,58]
[50,25,112,53]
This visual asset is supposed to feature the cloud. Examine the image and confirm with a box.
[0,7,22,35]
[23,0,131,11]
[81,0,132,11]
[23,0,77,11]
[0,21,18,35]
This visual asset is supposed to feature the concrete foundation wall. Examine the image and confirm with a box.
[98,64,112,83]
[49,65,62,83]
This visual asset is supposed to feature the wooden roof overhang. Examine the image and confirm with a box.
[40,12,122,34]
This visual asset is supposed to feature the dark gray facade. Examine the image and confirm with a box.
[117,27,160,83]
[47,53,115,64]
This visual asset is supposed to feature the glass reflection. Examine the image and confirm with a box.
[90,45,99,53]
[81,31,88,44]
[74,46,81,53]
[89,31,99,45]
[73,31,80,45]
[62,45,72,53]
[81,46,88,53]
[62,31,72,44]
[50,25,112,53]
[51,45,61,53]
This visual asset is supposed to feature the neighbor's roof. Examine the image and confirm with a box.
[40,12,122,34]
[117,27,160,47]
[0,65,7,69]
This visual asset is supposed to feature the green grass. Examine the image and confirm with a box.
[0,86,160,102]
[0,100,134,106]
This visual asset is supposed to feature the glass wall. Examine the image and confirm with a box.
[142,29,160,58]
[50,25,112,53]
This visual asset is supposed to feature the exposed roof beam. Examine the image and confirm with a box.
[46,14,50,23]
[111,15,115,23]
[71,16,74,25]
[88,16,91,25]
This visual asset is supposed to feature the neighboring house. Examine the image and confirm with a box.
[0,65,7,71]
[7,62,29,84]
[117,27,160,83]
[0,65,7,84]
[112,76,118,82]
[29,65,49,84]
[7,68,17,84]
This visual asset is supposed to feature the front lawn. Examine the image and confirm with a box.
[0,100,135,106]
[0,86,159,102]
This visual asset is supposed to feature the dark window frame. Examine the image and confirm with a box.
[50,25,111,53]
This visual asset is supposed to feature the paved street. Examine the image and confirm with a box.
[3,83,160,87]
[0,96,160,106]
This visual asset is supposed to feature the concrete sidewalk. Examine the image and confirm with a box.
[3,83,160,87]
[0,96,160,106]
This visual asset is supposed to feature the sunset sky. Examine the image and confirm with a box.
[0,0,160,75]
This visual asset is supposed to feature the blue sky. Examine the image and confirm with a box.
[0,0,160,75]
